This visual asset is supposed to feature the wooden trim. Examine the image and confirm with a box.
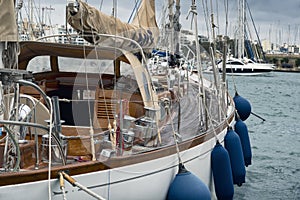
[18,41,130,71]
[50,56,59,72]
[114,59,121,78]
[0,161,110,187]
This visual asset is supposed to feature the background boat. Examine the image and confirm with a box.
[216,57,274,76]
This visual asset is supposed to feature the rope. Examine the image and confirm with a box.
[89,29,112,132]
[73,3,98,161]
[230,69,238,93]
[202,95,220,142]
[208,84,232,129]
[82,55,96,160]
[112,0,119,153]
[165,99,183,165]
[188,2,206,126]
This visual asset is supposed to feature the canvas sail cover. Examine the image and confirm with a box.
[67,0,159,51]
[0,0,18,41]
[0,0,18,69]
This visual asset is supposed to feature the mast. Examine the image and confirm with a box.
[222,0,229,83]
[246,1,266,62]
[168,0,175,54]
[167,0,181,55]
[238,0,246,59]
[210,0,217,58]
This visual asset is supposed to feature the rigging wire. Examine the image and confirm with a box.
[127,0,141,24]
[216,0,220,36]
[69,1,97,161]
[165,100,183,165]
[224,0,229,37]
[245,0,266,62]
[45,8,56,41]
[47,96,53,200]
[21,2,36,39]
[203,104,220,142]
[17,11,30,40]
[201,0,211,41]
[91,31,114,149]
[31,0,45,37]
[79,10,97,161]
[112,0,122,155]
[22,0,44,38]
[188,0,206,127]
[99,0,103,10]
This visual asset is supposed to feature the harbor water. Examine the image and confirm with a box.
[225,72,300,199]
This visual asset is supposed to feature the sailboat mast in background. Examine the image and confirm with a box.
[237,0,246,59]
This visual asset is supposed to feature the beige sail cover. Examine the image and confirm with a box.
[0,0,18,41]
[67,0,159,51]
[131,0,156,28]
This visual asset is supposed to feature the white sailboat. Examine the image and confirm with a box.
[0,1,252,199]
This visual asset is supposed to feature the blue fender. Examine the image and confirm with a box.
[235,119,252,167]
[225,128,246,186]
[233,93,251,121]
[167,164,211,200]
[211,142,234,199]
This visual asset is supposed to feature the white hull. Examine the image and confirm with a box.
[204,58,274,76]
[0,127,232,200]
[223,72,268,76]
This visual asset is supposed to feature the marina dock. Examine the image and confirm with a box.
[266,54,300,72]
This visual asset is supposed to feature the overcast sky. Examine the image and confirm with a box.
[24,0,300,45]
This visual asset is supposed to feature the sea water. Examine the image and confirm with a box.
[226,72,300,199]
